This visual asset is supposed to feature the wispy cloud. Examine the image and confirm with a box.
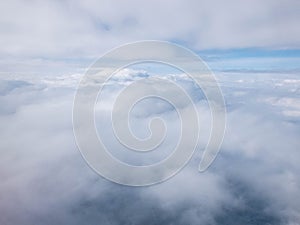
[0,0,299,60]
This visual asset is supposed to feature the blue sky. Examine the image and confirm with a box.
[1,48,300,76]
[202,48,300,73]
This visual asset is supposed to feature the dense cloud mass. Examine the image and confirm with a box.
[0,0,299,224]
[0,66,299,225]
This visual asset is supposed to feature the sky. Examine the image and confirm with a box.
[0,0,300,225]
[0,0,300,74]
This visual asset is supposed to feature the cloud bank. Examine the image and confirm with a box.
[0,67,299,224]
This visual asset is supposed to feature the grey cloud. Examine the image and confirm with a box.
[0,0,299,60]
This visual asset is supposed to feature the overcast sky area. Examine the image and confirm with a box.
[0,0,300,225]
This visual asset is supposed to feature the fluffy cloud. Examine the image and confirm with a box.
[0,67,299,224]
[1,1,299,224]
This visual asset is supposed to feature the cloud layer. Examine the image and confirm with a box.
[0,67,299,224]
[0,0,299,60]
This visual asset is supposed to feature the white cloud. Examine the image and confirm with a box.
[0,0,299,60]
[0,69,300,224]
